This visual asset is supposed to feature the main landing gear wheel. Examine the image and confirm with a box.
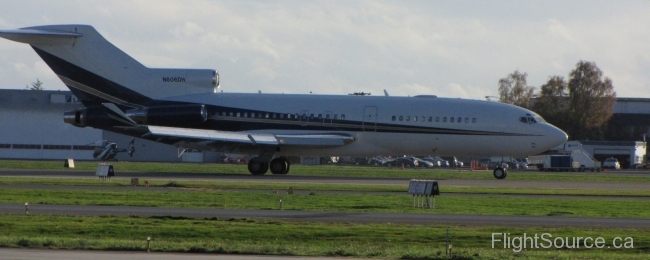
[493,167,507,179]
[248,158,269,175]
[270,158,291,175]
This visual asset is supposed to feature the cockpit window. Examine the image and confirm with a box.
[520,116,540,124]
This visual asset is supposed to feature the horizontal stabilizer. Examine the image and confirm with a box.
[0,28,82,44]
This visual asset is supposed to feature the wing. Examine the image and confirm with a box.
[142,125,355,154]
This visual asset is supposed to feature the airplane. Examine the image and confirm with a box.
[0,24,568,179]
[89,138,135,161]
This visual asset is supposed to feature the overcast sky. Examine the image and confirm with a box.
[1,0,649,99]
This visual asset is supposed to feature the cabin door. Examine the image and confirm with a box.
[363,106,378,132]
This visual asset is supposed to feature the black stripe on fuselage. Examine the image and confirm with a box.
[32,47,151,106]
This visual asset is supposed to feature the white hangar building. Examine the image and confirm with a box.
[0,89,216,162]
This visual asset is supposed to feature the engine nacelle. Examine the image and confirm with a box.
[64,106,113,128]
[126,104,208,126]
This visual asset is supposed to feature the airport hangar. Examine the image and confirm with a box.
[0,89,648,165]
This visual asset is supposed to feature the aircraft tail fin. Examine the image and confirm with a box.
[0,25,218,106]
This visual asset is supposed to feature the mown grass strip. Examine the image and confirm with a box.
[2,160,650,182]
[2,177,650,197]
[0,215,648,259]
[2,189,650,218]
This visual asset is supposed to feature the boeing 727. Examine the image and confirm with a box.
[0,24,568,179]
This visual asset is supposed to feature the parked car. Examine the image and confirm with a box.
[385,157,418,167]
[367,156,390,166]
[602,158,621,169]
[441,156,463,168]
[508,159,528,170]
[422,156,450,167]
[409,157,434,168]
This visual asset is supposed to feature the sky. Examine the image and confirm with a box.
[0,0,649,99]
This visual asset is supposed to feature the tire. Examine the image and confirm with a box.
[493,168,507,179]
[270,158,288,175]
[248,158,269,175]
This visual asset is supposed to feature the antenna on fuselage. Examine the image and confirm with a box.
[384,89,389,97]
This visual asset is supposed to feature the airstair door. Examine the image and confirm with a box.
[363,106,378,132]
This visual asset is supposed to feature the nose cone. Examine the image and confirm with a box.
[547,124,568,147]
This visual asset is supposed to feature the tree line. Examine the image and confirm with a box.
[498,60,616,140]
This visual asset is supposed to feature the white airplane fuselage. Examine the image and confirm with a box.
[165,92,566,157]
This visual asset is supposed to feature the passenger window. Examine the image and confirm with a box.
[341,114,345,120]
[450,117,454,123]
[318,114,322,119]
[457,117,461,123]
[265,113,269,118]
[272,113,277,119]
[244,112,248,118]
[436,117,440,122]
[421,116,425,122]
[465,117,469,123]
[310,114,314,120]
[229,112,233,117]
[443,117,447,122]
[472,118,476,123]
[428,116,432,122]
[399,116,403,121]
[334,114,338,120]
[406,116,410,121]
[326,114,331,119]
[236,112,240,117]
[392,116,396,121]
[414,116,418,122]
[251,112,255,118]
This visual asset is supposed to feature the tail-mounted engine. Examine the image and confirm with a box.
[126,104,208,126]
[65,104,208,128]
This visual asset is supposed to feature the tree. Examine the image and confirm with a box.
[25,79,44,91]
[566,61,616,140]
[532,76,569,131]
[498,70,535,109]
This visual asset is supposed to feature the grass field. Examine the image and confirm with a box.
[2,188,650,218]
[2,160,650,182]
[0,215,648,259]
[1,160,650,259]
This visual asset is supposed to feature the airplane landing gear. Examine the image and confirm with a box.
[493,167,507,179]
[270,157,290,175]
[248,157,269,175]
